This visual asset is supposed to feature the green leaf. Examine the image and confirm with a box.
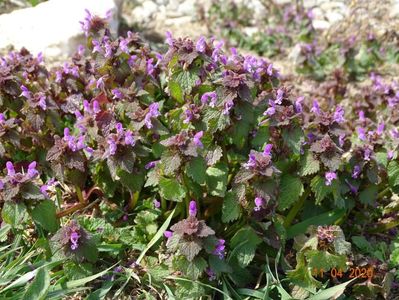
[388,161,399,187]
[308,278,356,300]
[251,126,270,149]
[185,257,208,280]
[161,151,182,175]
[359,185,378,205]
[31,200,59,233]
[179,239,203,261]
[222,190,241,223]
[202,108,230,133]
[230,227,262,267]
[136,209,175,264]
[209,255,232,275]
[119,169,145,192]
[310,175,332,204]
[22,267,50,300]
[375,151,388,167]
[305,250,347,270]
[78,237,99,263]
[64,265,115,289]
[206,163,228,197]
[168,81,183,103]
[300,151,320,176]
[352,236,372,253]
[186,157,207,185]
[21,183,45,200]
[278,175,304,211]
[86,281,113,300]
[172,69,199,94]
[282,126,304,155]
[332,227,351,255]
[1,201,26,228]
[159,177,186,202]
[287,252,321,292]
[286,209,346,239]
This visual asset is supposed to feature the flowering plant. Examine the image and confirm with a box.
[0,8,398,299]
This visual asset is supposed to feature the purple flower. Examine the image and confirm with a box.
[107,139,117,156]
[164,230,173,238]
[189,200,197,217]
[146,58,155,76]
[96,77,105,90]
[264,100,276,116]
[333,106,345,123]
[359,111,366,122]
[70,231,80,250]
[295,96,304,113]
[310,100,321,115]
[243,55,258,73]
[196,36,206,53]
[388,150,395,160]
[165,31,173,46]
[80,9,93,36]
[357,127,366,141]
[223,99,234,115]
[206,268,216,281]
[263,144,272,156]
[128,55,137,67]
[112,88,124,100]
[254,197,264,211]
[92,40,102,54]
[116,123,124,135]
[391,128,399,139]
[153,199,161,208]
[40,178,57,197]
[345,179,358,194]
[325,171,337,186]
[37,52,43,63]
[183,108,194,124]
[352,165,361,179]
[213,239,225,259]
[0,180,4,190]
[144,103,161,129]
[6,161,15,177]
[193,131,204,148]
[275,89,284,105]
[364,147,372,161]
[267,63,273,76]
[244,153,256,169]
[201,92,217,107]
[38,95,47,110]
[27,161,39,179]
[212,40,224,63]
[119,39,129,53]
[0,113,6,124]
[77,44,85,56]
[145,161,158,170]
[338,134,345,147]
[20,85,31,98]
[376,122,385,135]
[124,130,135,146]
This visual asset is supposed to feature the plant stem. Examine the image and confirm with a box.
[284,188,310,228]
[377,186,390,199]
[75,185,85,204]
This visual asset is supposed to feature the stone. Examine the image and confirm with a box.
[132,0,158,23]
[0,0,121,61]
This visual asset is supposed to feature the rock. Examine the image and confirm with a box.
[0,0,121,61]
[132,0,158,23]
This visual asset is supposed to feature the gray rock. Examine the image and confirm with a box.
[0,0,121,61]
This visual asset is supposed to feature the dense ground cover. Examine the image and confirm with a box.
[0,3,399,299]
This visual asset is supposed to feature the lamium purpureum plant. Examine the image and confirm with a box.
[0,8,398,299]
